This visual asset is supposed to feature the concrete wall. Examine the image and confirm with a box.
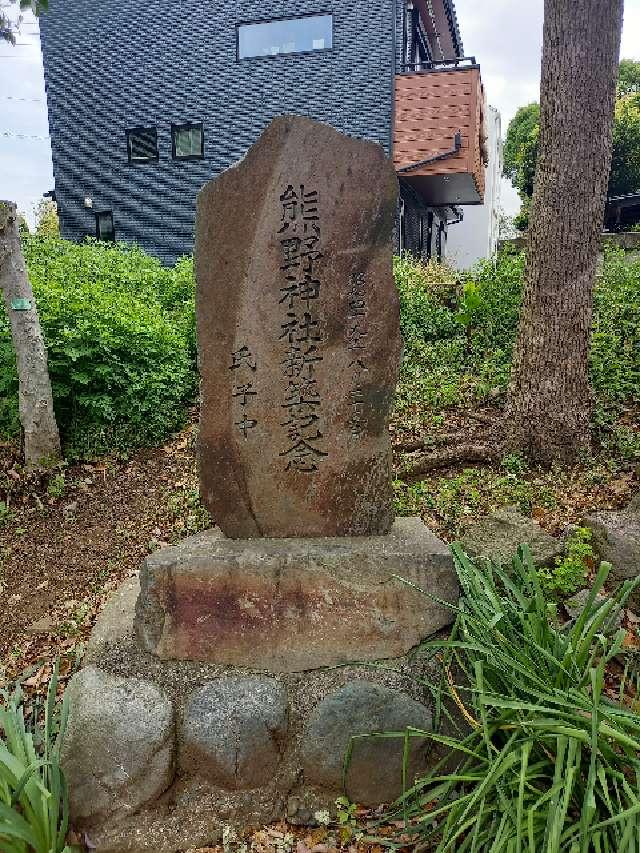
[445,104,501,271]
[500,232,640,256]
[40,0,397,264]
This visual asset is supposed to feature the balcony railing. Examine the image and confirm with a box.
[399,55,479,74]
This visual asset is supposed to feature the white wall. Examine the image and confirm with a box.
[446,105,502,271]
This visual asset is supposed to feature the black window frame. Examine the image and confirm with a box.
[426,211,434,260]
[236,10,334,62]
[436,220,446,262]
[126,125,159,164]
[95,210,115,242]
[171,121,205,161]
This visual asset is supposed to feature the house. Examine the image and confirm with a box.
[39,0,486,265]
[446,105,502,270]
[604,191,640,232]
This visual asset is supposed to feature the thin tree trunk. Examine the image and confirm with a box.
[0,200,61,465]
[505,0,623,465]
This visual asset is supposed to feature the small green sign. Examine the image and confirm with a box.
[10,298,32,311]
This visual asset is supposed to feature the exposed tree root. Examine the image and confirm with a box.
[396,431,471,453]
[465,410,502,427]
[402,443,501,477]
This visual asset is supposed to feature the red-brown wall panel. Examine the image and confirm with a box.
[394,67,485,203]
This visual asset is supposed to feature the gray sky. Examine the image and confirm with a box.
[1,2,640,225]
[455,0,640,214]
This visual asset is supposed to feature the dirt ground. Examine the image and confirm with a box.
[0,418,204,695]
[1,405,638,697]
[1,405,639,852]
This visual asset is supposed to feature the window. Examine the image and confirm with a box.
[172,122,204,160]
[237,13,333,60]
[95,211,115,242]
[126,126,158,163]
[436,221,446,262]
[426,211,434,260]
[399,198,406,251]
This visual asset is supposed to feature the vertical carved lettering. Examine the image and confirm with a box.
[277,184,328,472]
[346,272,368,437]
[230,345,258,439]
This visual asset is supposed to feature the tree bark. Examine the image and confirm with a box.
[505,0,623,465]
[0,200,61,465]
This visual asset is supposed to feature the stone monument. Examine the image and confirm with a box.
[59,117,459,853]
[196,115,400,538]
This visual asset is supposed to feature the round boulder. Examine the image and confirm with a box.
[301,681,432,805]
[180,677,288,789]
[61,666,175,822]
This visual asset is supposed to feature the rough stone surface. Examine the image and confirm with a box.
[135,518,458,670]
[181,677,288,789]
[460,505,564,567]
[61,666,175,823]
[564,589,623,632]
[66,580,446,851]
[26,615,56,634]
[584,503,640,581]
[195,115,401,539]
[301,681,432,806]
[85,573,139,663]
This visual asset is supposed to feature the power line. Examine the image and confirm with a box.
[1,130,50,140]
[1,94,44,102]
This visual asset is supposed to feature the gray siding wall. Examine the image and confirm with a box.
[40,0,398,264]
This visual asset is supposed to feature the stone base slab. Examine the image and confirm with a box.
[63,519,460,851]
[134,517,458,672]
[64,586,451,852]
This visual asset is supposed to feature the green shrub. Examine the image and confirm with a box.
[0,237,197,456]
[591,247,640,417]
[394,255,468,414]
[393,248,640,433]
[372,548,640,851]
[538,526,595,597]
[394,251,524,418]
[0,662,77,852]
[2,240,638,458]
[0,314,19,439]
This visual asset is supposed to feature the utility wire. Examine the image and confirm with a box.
[1,130,50,140]
[1,94,44,102]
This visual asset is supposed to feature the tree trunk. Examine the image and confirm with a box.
[0,201,61,465]
[505,0,623,465]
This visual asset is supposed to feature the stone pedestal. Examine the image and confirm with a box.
[135,517,457,671]
[62,518,458,853]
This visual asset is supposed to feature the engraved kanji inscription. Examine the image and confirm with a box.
[235,414,258,438]
[229,346,257,372]
[277,184,327,472]
[346,272,369,437]
[196,116,401,538]
[230,345,258,439]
